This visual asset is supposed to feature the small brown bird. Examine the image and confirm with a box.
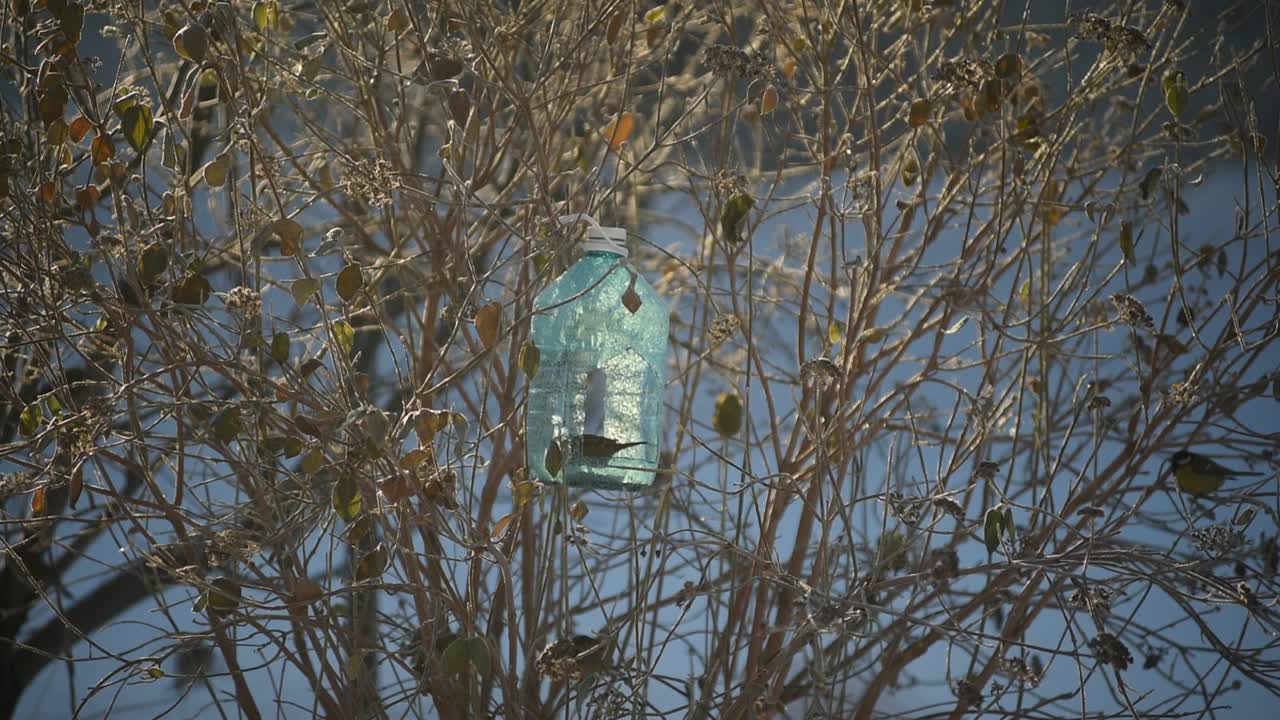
[570,434,647,459]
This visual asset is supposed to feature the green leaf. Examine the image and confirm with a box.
[1118,221,1136,264]
[60,1,84,42]
[212,408,242,443]
[173,273,212,305]
[518,339,540,378]
[18,403,41,436]
[877,531,910,571]
[301,448,325,474]
[720,193,754,244]
[712,391,743,437]
[207,577,241,614]
[908,99,931,128]
[333,320,355,355]
[252,0,278,31]
[291,277,321,305]
[544,439,563,477]
[203,152,230,188]
[995,53,1023,79]
[644,5,666,23]
[332,474,361,521]
[827,320,844,345]
[271,331,289,364]
[1163,70,1189,116]
[441,636,468,674]
[355,543,387,582]
[112,91,140,117]
[983,506,1005,556]
[139,244,169,285]
[442,636,491,675]
[174,23,209,63]
[1154,333,1189,357]
[120,103,153,154]
[336,263,363,302]
[464,637,491,675]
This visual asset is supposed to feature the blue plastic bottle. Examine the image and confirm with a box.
[525,216,668,489]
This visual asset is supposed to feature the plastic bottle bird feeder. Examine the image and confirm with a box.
[525,214,669,490]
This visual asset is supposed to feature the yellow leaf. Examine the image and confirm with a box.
[332,320,355,355]
[19,403,42,436]
[760,84,779,115]
[512,479,537,506]
[47,118,69,145]
[120,103,153,154]
[301,448,325,474]
[713,391,743,437]
[544,439,563,477]
[1163,70,1189,116]
[291,277,320,305]
[332,474,361,522]
[858,327,886,344]
[602,112,635,150]
[252,1,278,31]
[207,577,241,614]
[827,320,844,345]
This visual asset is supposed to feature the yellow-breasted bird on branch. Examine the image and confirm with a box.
[1168,450,1263,497]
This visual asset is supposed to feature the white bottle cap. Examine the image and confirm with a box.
[557,213,628,258]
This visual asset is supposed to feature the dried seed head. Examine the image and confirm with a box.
[1088,632,1133,671]
[708,313,740,347]
[1110,293,1153,329]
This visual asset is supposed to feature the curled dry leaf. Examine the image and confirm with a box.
[474,302,501,349]
[602,112,635,150]
[491,512,517,540]
[31,484,46,515]
[336,263,363,302]
[761,84,779,115]
[273,217,303,256]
